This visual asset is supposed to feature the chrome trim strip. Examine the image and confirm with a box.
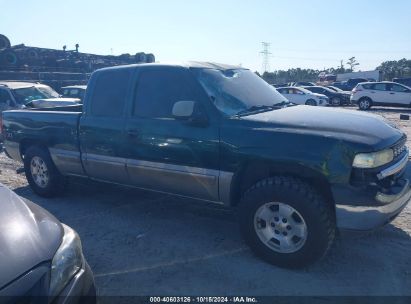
[377,151,409,180]
[127,159,218,180]
[85,153,127,165]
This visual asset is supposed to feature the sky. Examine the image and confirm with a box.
[1,0,411,73]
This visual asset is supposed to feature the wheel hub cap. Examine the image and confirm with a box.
[254,202,308,253]
[30,156,49,188]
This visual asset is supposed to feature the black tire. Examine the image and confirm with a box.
[23,146,66,197]
[146,53,156,63]
[135,52,147,63]
[358,97,372,110]
[331,97,341,106]
[0,34,11,50]
[305,99,317,106]
[239,176,335,268]
[1,50,19,66]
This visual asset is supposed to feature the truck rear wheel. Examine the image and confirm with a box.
[239,176,335,268]
[24,146,66,197]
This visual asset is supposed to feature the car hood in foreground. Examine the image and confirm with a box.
[243,105,404,149]
[0,184,62,289]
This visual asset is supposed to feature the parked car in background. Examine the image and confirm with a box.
[326,85,348,93]
[0,81,80,110]
[393,77,411,88]
[271,83,289,88]
[351,81,411,110]
[61,85,87,102]
[303,86,351,106]
[277,86,329,106]
[290,81,316,87]
[331,78,369,91]
[0,183,95,301]
[3,62,411,269]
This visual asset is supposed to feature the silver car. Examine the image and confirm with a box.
[0,183,95,302]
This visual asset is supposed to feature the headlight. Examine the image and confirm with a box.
[50,224,83,297]
[353,149,394,168]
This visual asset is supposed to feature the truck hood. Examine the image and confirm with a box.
[0,184,62,289]
[244,105,404,149]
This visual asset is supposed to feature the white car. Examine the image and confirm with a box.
[276,87,329,106]
[351,81,411,110]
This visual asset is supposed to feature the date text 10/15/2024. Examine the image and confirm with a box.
[149,297,258,303]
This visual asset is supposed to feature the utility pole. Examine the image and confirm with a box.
[260,42,272,74]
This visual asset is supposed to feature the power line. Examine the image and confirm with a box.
[260,42,272,73]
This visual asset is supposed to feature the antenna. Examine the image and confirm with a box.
[260,42,272,74]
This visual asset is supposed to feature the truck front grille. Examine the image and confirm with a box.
[391,137,407,160]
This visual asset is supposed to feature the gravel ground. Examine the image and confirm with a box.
[0,107,410,296]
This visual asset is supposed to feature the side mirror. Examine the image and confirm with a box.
[172,100,208,127]
[172,100,195,118]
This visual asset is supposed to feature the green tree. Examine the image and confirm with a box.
[377,58,411,80]
[346,57,359,72]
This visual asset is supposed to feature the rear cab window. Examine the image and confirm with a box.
[90,68,132,117]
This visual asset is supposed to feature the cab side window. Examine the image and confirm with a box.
[90,69,132,117]
[133,69,197,119]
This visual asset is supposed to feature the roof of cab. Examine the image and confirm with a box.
[61,85,87,89]
[0,81,45,89]
[95,61,247,73]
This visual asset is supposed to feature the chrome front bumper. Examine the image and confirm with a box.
[377,152,408,180]
[336,179,411,231]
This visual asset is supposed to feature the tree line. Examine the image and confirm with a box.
[261,58,411,84]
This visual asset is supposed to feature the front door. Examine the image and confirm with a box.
[389,83,411,105]
[370,83,390,104]
[124,67,221,202]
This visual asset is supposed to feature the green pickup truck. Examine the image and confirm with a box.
[2,62,411,268]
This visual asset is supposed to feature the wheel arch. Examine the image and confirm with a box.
[20,138,49,160]
[229,160,335,212]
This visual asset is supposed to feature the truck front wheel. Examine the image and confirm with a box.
[23,146,66,197]
[239,176,335,268]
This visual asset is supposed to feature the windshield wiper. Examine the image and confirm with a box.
[235,105,276,117]
[273,100,292,107]
[235,101,292,117]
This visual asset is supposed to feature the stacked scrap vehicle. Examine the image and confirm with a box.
[0,34,155,90]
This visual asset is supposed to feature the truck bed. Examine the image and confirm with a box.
[2,110,82,167]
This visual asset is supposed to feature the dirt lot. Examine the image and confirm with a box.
[0,107,411,296]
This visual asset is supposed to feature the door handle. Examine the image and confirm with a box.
[127,129,139,137]
[390,92,395,95]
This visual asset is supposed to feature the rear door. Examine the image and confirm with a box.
[124,66,221,202]
[79,67,133,184]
